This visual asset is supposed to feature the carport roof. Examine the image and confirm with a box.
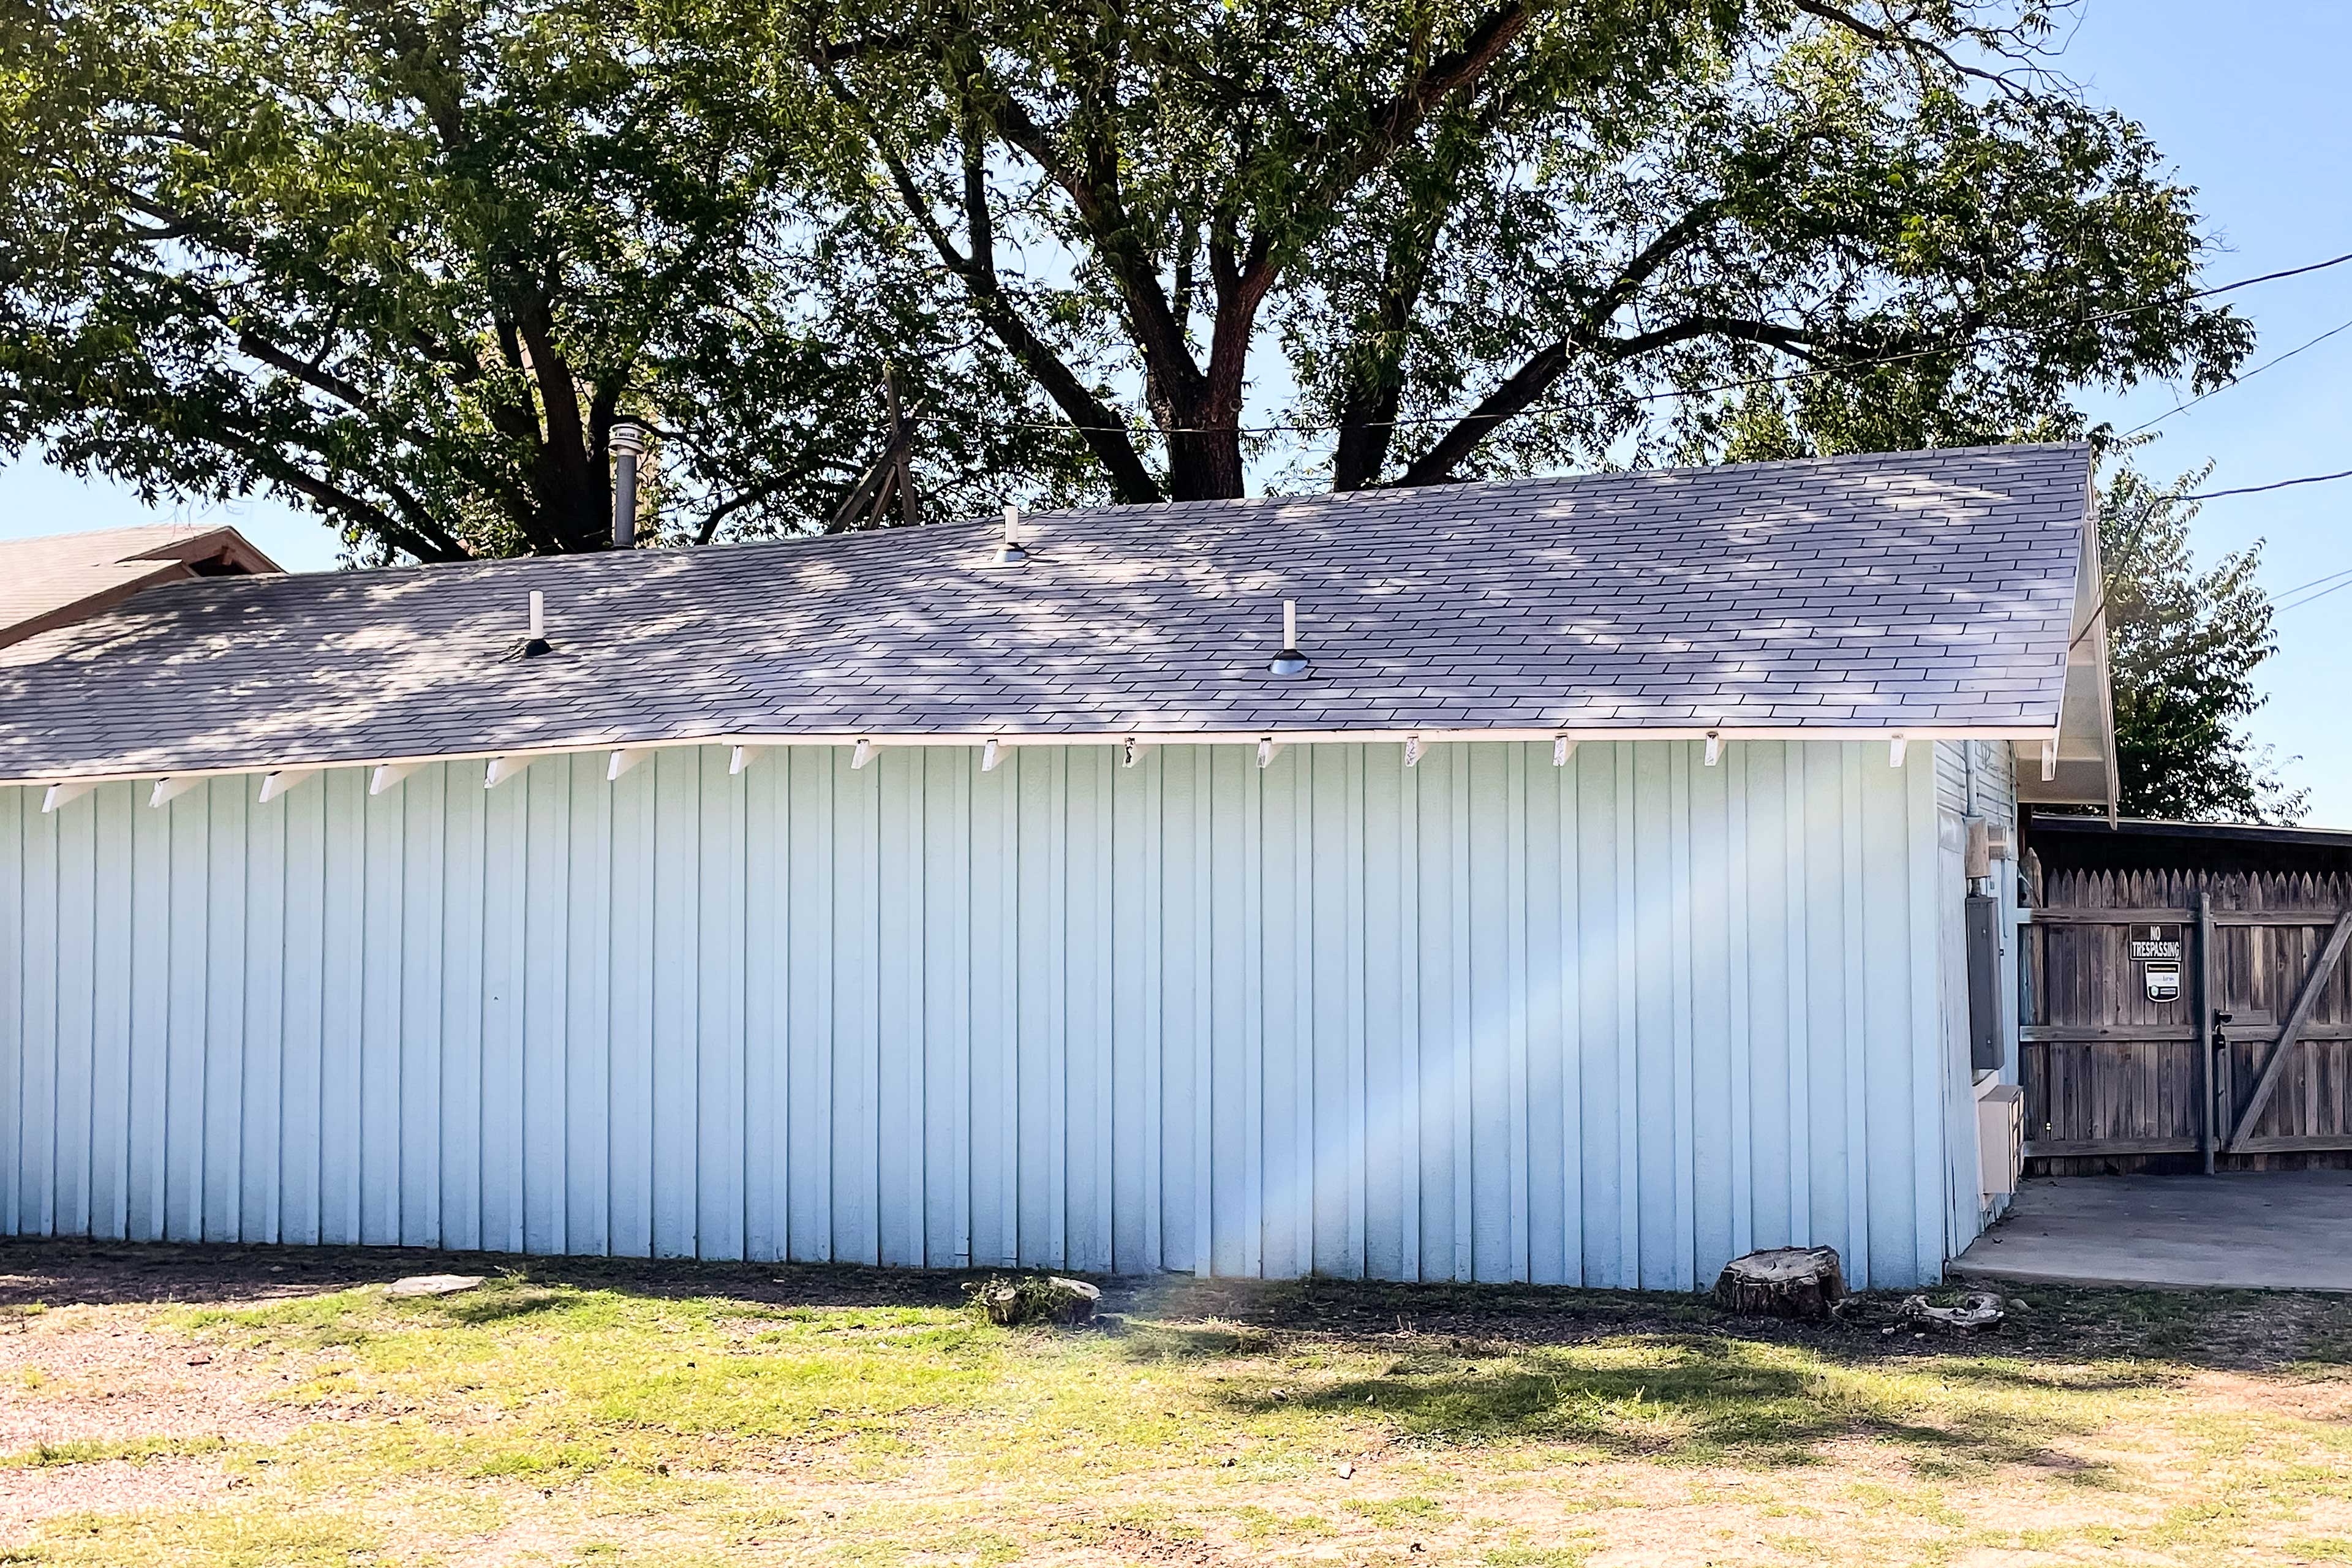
[0,442,2099,786]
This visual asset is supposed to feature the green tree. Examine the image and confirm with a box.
[814,0,2253,501]
[0,0,1076,560]
[0,0,2264,557]
[2097,460,2303,823]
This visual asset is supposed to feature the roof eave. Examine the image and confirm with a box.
[2,718,2071,794]
[2015,470,2118,812]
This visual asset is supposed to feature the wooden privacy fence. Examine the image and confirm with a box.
[2022,868,2352,1170]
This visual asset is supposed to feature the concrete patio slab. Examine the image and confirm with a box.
[1953,1172,2352,1292]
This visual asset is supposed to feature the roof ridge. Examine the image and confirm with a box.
[0,521,222,551]
[107,441,2094,597]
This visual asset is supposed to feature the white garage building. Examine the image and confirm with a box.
[0,444,2111,1288]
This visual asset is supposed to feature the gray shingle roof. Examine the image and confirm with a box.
[0,443,2090,782]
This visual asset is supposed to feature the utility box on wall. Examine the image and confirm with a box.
[1978,1083,2024,1196]
[1966,893,2003,1071]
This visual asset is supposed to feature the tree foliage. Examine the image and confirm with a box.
[0,0,2263,557]
[0,0,1078,559]
[816,0,2253,500]
[2097,459,2303,824]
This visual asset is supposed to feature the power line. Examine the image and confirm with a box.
[2278,581,2352,614]
[2201,251,2352,294]
[2269,563,2352,604]
[2180,466,2352,502]
[2122,311,2352,436]
[949,247,2352,439]
[2271,566,2352,616]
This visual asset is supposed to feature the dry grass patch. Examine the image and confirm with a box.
[0,1243,2344,1566]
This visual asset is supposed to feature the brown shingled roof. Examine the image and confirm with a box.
[0,523,281,653]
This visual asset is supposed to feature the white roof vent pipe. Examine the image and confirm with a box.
[505,588,552,661]
[997,503,1028,565]
[1268,600,1309,677]
[609,420,647,549]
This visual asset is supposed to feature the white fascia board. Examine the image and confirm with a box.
[0,721,2065,794]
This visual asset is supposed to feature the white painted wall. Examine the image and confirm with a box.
[0,739,1957,1287]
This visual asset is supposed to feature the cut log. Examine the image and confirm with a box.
[1898,1291,2005,1334]
[386,1274,484,1298]
[1713,1246,1848,1321]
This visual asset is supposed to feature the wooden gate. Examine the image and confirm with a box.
[2021,869,2352,1171]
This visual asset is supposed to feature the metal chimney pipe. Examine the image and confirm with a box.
[609,421,647,548]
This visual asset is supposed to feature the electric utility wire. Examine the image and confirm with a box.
[2082,480,2352,649]
[2271,564,2352,614]
[950,247,2352,438]
[2273,565,2352,607]
[2178,467,2352,502]
[2045,253,2352,650]
[2277,577,2352,614]
[2086,296,2352,620]
[2076,551,2352,656]
[2122,311,2352,436]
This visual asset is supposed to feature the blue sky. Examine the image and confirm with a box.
[2059,2,2352,825]
[2,3,2345,820]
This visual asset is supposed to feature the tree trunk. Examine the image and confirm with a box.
[1164,421,1245,500]
[1713,1246,1849,1320]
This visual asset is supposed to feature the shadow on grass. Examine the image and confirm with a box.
[1205,1333,2127,1482]
[0,1239,978,1313]
[4,1237,2347,1383]
[421,1289,581,1329]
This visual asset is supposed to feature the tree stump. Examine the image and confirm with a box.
[1713,1246,1848,1320]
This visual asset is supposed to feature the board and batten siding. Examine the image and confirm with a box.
[0,739,1954,1288]
[1933,740,2018,823]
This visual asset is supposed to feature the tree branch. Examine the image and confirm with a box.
[1331,210,1446,490]
[234,328,380,419]
[211,426,468,562]
[821,62,1163,502]
[986,86,1204,410]
[1396,315,1837,487]
[1791,0,2031,99]
[1295,2,1532,216]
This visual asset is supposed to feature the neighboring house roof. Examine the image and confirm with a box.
[0,443,2102,791]
[0,523,281,652]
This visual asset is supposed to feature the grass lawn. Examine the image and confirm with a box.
[0,1243,2348,1566]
